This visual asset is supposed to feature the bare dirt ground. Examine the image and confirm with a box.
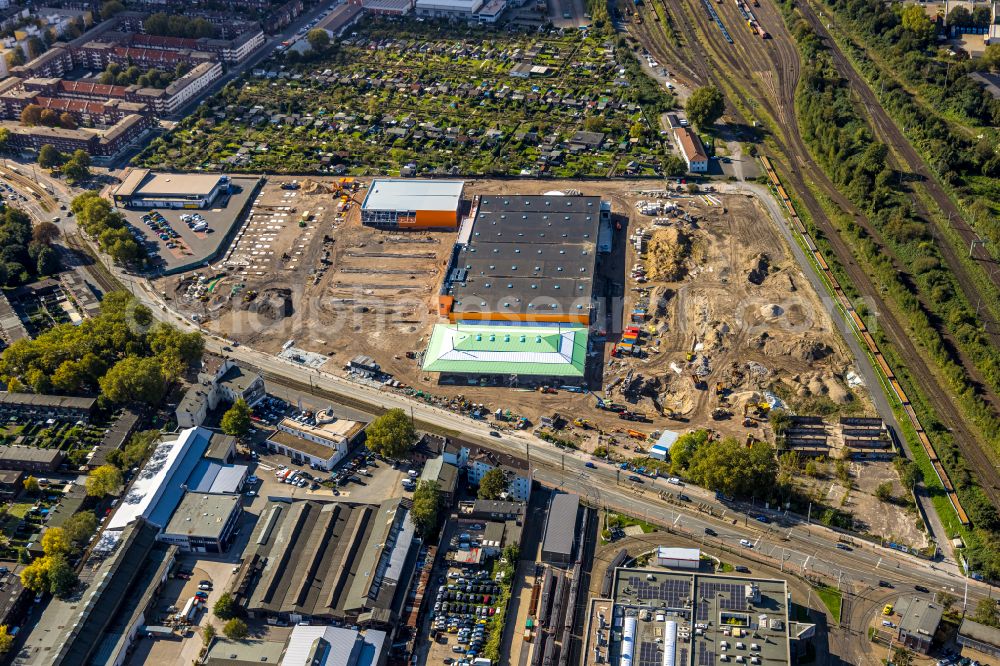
[154,174,928,546]
[158,178,872,436]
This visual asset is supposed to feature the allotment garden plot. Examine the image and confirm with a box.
[136,21,674,177]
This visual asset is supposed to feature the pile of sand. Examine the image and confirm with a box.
[645,228,690,281]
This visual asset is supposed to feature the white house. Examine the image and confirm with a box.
[673,127,708,173]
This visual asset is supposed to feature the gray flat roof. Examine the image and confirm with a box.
[541,492,578,558]
[362,179,464,213]
[116,168,226,198]
[0,392,96,410]
[447,195,600,317]
[164,492,240,539]
[0,446,63,463]
[204,638,286,666]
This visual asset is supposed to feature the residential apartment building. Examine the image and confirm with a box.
[439,438,532,502]
[176,356,265,429]
[0,392,96,421]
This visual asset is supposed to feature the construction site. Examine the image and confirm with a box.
[158,178,873,440]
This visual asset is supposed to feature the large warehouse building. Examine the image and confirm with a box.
[112,168,232,209]
[437,194,609,324]
[360,179,465,229]
[421,323,588,382]
[423,193,611,385]
[238,498,418,627]
[595,567,809,666]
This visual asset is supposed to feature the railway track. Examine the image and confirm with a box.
[624,0,1000,511]
[761,155,970,524]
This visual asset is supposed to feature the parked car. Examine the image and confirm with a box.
[739,539,753,548]
[585,462,597,468]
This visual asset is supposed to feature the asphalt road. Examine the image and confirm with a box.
[6,148,992,646]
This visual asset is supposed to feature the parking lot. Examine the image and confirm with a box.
[125,548,247,665]
[240,393,415,503]
[119,175,260,273]
[422,519,511,666]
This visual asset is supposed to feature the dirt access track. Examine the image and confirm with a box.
[158,177,871,441]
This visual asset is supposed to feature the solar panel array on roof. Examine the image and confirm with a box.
[626,576,691,607]
[638,640,662,666]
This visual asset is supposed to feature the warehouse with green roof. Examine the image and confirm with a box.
[422,323,588,383]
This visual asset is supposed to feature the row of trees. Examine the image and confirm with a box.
[0,290,203,401]
[18,513,97,599]
[782,0,1000,576]
[71,191,144,264]
[20,105,77,131]
[668,431,778,499]
[143,13,217,39]
[99,62,191,89]
[0,207,60,286]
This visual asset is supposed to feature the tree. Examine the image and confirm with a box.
[46,555,77,597]
[0,128,9,153]
[411,480,441,538]
[19,554,77,598]
[63,511,97,549]
[37,144,64,170]
[307,29,330,53]
[583,115,603,132]
[974,597,1000,627]
[120,430,159,468]
[62,155,90,185]
[892,647,913,666]
[221,398,252,437]
[36,246,58,275]
[20,105,42,127]
[41,527,71,557]
[100,0,125,20]
[223,618,248,640]
[58,112,77,130]
[22,475,39,494]
[686,437,777,499]
[214,592,237,620]
[365,408,416,459]
[804,460,821,477]
[0,625,13,653]
[685,86,725,130]
[947,6,972,27]
[26,38,46,60]
[984,43,1000,72]
[875,481,894,502]
[19,558,49,593]
[203,623,216,644]
[99,356,166,404]
[70,149,90,168]
[32,221,60,246]
[900,4,936,44]
[936,591,958,612]
[768,408,791,437]
[5,49,24,68]
[668,430,709,475]
[85,464,122,497]
[39,109,59,128]
[477,468,508,500]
